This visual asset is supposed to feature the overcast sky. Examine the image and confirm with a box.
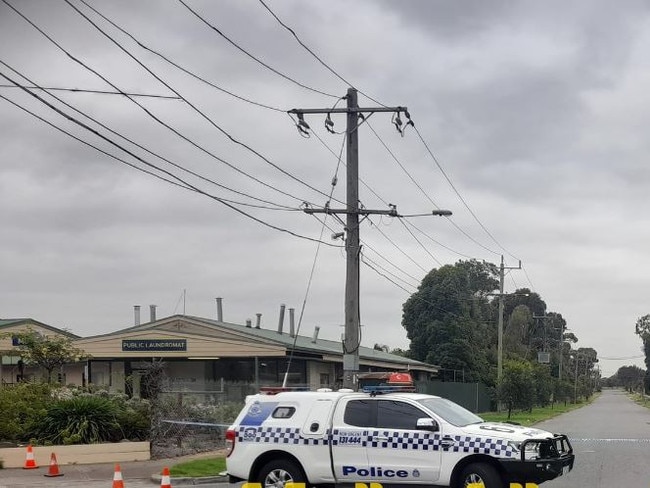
[1,0,649,377]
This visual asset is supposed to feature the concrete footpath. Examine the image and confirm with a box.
[0,451,235,488]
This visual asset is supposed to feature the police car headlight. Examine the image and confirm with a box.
[508,441,521,452]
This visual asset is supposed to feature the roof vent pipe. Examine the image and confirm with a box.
[277,304,286,334]
[216,297,223,322]
[150,304,157,322]
[255,313,262,329]
[289,308,295,338]
[134,305,141,326]
[312,326,320,343]
[246,319,252,328]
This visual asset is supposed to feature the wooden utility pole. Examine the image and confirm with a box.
[344,88,361,382]
[292,88,450,389]
[496,255,522,385]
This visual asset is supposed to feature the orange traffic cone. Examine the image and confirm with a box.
[44,452,64,477]
[112,464,125,488]
[23,444,38,469]
[160,466,172,488]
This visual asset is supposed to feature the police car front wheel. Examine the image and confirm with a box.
[459,463,504,488]
[257,459,306,488]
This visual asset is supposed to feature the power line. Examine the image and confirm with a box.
[367,217,428,274]
[308,122,389,207]
[412,124,513,259]
[3,0,326,207]
[397,217,442,266]
[0,83,180,99]
[360,240,421,285]
[1,60,300,212]
[176,0,339,99]
[4,90,277,215]
[401,218,474,260]
[599,355,644,361]
[361,254,414,294]
[367,119,500,257]
[0,69,338,246]
[521,265,536,291]
[361,252,495,325]
[77,0,285,113]
[257,0,387,107]
[0,92,190,191]
[65,0,342,205]
[360,251,419,289]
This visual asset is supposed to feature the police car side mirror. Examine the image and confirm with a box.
[416,417,439,432]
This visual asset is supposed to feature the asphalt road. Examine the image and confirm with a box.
[537,388,650,488]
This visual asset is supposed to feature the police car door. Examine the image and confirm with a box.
[330,397,372,482]
[365,399,442,483]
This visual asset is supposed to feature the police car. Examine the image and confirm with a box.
[225,384,574,488]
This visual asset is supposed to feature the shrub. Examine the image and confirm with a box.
[1,382,153,445]
[0,382,52,442]
[49,386,152,441]
[115,396,151,441]
[32,396,121,444]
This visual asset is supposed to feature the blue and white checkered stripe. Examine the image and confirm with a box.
[448,435,515,457]
[237,426,326,445]
[237,426,516,457]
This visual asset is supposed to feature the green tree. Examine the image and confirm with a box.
[553,379,573,406]
[499,360,535,418]
[532,363,553,407]
[635,314,650,392]
[504,304,532,359]
[569,348,598,401]
[615,365,645,392]
[3,328,88,383]
[402,259,499,385]
[501,289,547,326]
[388,348,409,357]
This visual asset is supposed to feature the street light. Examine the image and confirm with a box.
[571,353,582,404]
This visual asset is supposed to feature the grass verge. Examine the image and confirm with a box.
[629,392,650,408]
[170,457,226,477]
[480,397,595,426]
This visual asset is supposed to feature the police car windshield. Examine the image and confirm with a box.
[416,397,484,427]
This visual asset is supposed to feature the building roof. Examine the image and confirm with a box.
[77,314,437,373]
[0,318,80,339]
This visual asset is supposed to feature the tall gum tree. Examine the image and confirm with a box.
[402,259,499,385]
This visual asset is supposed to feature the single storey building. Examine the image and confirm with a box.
[2,309,438,398]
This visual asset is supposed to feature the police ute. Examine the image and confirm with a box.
[225,380,574,488]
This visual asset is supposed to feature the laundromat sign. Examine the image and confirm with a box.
[122,339,187,352]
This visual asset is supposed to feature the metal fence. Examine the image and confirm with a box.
[416,380,494,413]
[150,379,253,459]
